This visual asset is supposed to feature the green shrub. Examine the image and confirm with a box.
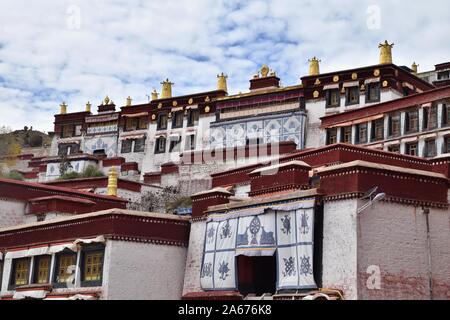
[0,171,25,181]
[83,165,105,178]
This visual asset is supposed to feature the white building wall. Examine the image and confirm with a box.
[103,240,187,300]
[182,220,206,296]
[0,199,26,228]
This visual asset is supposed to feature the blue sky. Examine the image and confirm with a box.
[0,0,449,132]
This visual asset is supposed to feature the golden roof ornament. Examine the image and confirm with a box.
[379,40,394,64]
[151,89,159,101]
[86,101,91,112]
[126,96,132,107]
[161,79,174,99]
[60,102,67,114]
[104,95,111,105]
[107,167,118,197]
[309,57,321,76]
[217,73,228,92]
[411,62,418,74]
[260,64,270,78]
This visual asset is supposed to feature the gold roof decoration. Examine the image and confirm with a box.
[86,101,92,112]
[126,96,132,107]
[379,40,394,64]
[104,95,111,105]
[260,64,270,78]
[60,102,68,114]
[205,96,211,102]
[151,89,159,101]
[309,57,321,76]
[161,79,174,99]
[411,62,419,74]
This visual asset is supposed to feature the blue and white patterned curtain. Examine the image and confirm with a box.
[200,199,317,291]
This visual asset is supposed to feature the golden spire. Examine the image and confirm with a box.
[260,64,270,78]
[411,62,418,74]
[126,96,132,107]
[151,89,159,101]
[379,40,394,64]
[161,79,174,99]
[60,102,67,114]
[85,101,91,112]
[104,95,111,105]
[107,167,118,197]
[217,73,228,92]
[309,57,321,76]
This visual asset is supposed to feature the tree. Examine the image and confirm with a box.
[59,154,73,177]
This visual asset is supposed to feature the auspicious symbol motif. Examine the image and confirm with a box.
[260,64,270,78]
[207,225,215,243]
[220,220,232,239]
[188,98,194,105]
[205,106,210,113]
[300,255,313,276]
[151,114,156,120]
[172,101,178,107]
[314,79,321,85]
[351,73,358,80]
[237,227,249,246]
[281,215,291,234]
[313,91,319,98]
[333,75,339,82]
[218,261,230,280]
[300,212,310,235]
[201,262,213,278]
[282,257,296,277]
[205,96,211,102]
[374,69,380,77]
[260,227,275,245]
[382,80,388,87]
[249,216,261,245]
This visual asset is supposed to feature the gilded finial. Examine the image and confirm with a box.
[107,167,118,197]
[309,57,321,76]
[60,102,67,114]
[151,89,159,101]
[217,73,228,92]
[161,79,174,99]
[260,64,270,78]
[126,96,132,107]
[411,62,419,74]
[104,95,110,105]
[86,101,91,112]
[379,40,394,64]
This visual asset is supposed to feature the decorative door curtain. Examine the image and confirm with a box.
[200,198,317,291]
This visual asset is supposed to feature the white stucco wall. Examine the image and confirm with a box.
[103,240,187,300]
[182,220,206,296]
[0,199,26,228]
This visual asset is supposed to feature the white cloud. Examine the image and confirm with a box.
[0,0,449,132]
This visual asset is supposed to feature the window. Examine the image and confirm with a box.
[405,110,419,133]
[444,136,450,154]
[185,135,196,151]
[172,111,184,129]
[125,118,138,131]
[121,139,133,153]
[345,87,360,106]
[157,114,168,130]
[443,104,450,127]
[81,249,104,285]
[423,106,438,130]
[237,255,276,297]
[356,123,367,144]
[366,82,381,103]
[388,144,400,153]
[155,136,166,154]
[169,137,181,152]
[326,89,340,108]
[58,143,80,156]
[54,253,77,286]
[424,139,437,158]
[388,113,401,137]
[187,109,199,127]
[405,142,418,156]
[61,125,74,138]
[34,255,51,284]
[138,117,148,130]
[372,119,384,141]
[437,71,450,80]
[326,128,337,145]
[10,258,30,287]
[341,126,352,143]
[133,138,146,153]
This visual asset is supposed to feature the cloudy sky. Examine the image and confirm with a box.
[0,0,449,132]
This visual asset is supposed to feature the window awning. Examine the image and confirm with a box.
[122,112,148,118]
[73,236,106,245]
[186,105,198,110]
[365,78,380,84]
[13,290,48,300]
[49,243,78,254]
[384,140,400,146]
[171,107,184,112]
[402,136,418,143]
[422,102,432,108]
[323,84,339,90]
[343,81,360,88]
[120,134,146,141]
[327,114,384,128]
[5,246,50,259]
[169,133,181,140]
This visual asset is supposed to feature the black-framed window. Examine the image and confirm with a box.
[33,255,51,285]
[185,135,196,151]
[423,106,438,131]
[9,258,31,289]
[366,82,381,103]
[187,109,199,127]
[169,137,181,153]
[341,126,352,143]
[53,252,77,288]
[157,114,168,130]
[356,123,367,144]
[326,128,337,145]
[345,87,360,106]
[121,139,133,153]
[58,143,80,156]
[326,89,340,108]
[172,111,184,129]
[125,118,138,131]
[405,142,419,156]
[388,144,400,153]
[80,245,105,287]
[133,138,146,153]
[437,70,450,80]
[61,125,74,138]
[444,136,450,154]
[246,137,264,146]
[138,117,148,130]
[155,137,166,154]
[371,119,384,141]
[443,104,450,127]
[424,139,437,158]
[388,113,401,137]
[405,109,419,134]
